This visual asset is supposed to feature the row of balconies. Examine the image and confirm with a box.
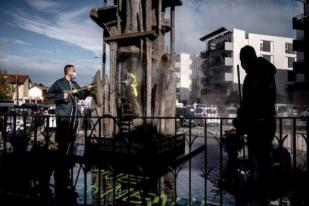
[293,39,305,52]
[292,12,307,76]
[200,42,233,59]
[209,57,233,68]
[199,41,234,87]
[292,14,308,30]
[200,58,233,75]
[212,72,233,83]
[293,61,305,73]
[201,72,233,85]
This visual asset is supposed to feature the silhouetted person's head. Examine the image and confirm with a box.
[240,45,257,73]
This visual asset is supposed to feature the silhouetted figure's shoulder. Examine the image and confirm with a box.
[256,57,276,74]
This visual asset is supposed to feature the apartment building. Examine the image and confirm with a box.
[200,27,296,104]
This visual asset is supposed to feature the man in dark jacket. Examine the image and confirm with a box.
[47,64,90,153]
[235,45,276,203]
[46,64,90,203]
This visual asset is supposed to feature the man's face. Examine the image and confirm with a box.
[67,67,76,79]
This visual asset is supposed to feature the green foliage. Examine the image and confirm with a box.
[42,93,53,105]
[8,126,32,153]
[0,69,13,101]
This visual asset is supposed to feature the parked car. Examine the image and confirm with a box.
[0,101,14,115]
[300,110,309,118]
[176,107,197,127]
[45,105,57,130]
[205,107,220,124]
[194,106,221,125]
[194,107,206,126]
[276,104,290,117]
[296,109,309,130]
[226,106,237,124]
[275,104,301,118]
[194,107,205,117]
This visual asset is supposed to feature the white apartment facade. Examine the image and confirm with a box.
[200,28,297,104]
[175,53,192,103]
[232,28,296,84]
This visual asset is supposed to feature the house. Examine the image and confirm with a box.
[28,83,49,104]
[6,75,32,105]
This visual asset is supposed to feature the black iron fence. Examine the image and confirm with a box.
[0,114,308,205]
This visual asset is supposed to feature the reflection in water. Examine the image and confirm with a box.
[72,137,235,206]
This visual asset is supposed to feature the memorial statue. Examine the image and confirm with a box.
[90,0,182,136]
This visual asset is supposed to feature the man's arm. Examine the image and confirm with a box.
[46,81,66,102]
[73,82,90,100]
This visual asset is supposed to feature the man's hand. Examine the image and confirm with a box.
[86,85,93,91]
[64,92,69,101]
[225,128,236,136]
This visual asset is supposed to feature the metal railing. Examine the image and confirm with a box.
[0,114,308,205]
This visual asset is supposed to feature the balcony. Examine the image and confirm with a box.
[293,40,305,52]
[293,61,306,73]
[200,51,208,59]
[224,57,233,66]
[224,42,233,51]
[224,72,233,81]
[293,14,309,30]
[212,72,233,83]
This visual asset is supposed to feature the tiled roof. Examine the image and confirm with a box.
[6,75,31,84]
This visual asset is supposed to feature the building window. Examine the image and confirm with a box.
[285,43,294,54]
[262,55,273,63]
[287,57,295,68]
[260,40,272,52]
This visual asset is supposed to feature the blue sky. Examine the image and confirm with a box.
[0,0,302,86]
[0,0,103,86]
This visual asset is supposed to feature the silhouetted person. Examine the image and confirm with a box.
[234,45,276,204]
[46,65,90,204]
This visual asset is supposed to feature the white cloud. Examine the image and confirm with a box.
[175,0,302,54]
[25,0,60,11]
[0,37,30,46]
[13,39,30,45]
[10,7,103,56]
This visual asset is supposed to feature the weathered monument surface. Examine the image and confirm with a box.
[90,0,183,139]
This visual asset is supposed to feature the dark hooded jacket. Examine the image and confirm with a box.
[237,57,276,127]
[46,77,89,119]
